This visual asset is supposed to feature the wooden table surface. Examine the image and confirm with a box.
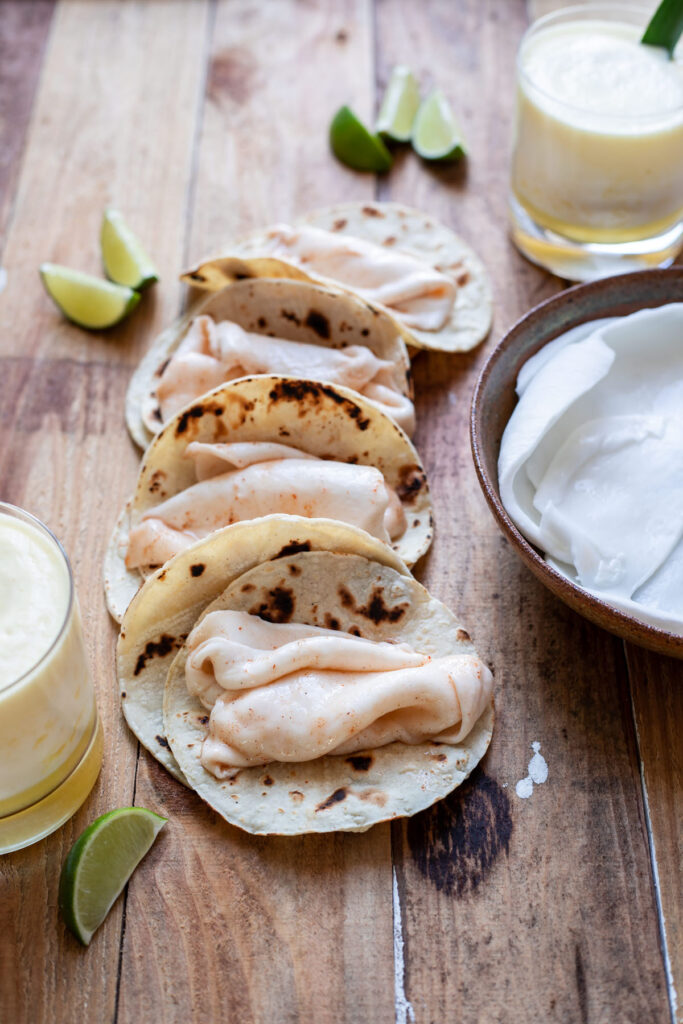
[1,1,680,1022]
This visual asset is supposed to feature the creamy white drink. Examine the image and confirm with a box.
[509,6,683,277]
[0,506,102,852]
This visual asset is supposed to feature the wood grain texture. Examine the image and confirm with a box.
[375,0,672,1021]
[186,0,377,262]
[119,4,395,1023]
[0,1,211,1021]
[0,0,55,241]
[627,647,683,1023]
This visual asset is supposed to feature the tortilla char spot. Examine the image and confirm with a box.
[335,29,347,44]
[324,614,340,630]
[431,753,448,762]
[148,469,167,494]
[190,563,206,577]
[396,464,427,503]
[134,633,180,676]
[348,625,361,637]
[269,379,321,406]
[413,519,420,528]
[275,540,311,558]
[360,328,369,337]
[289,790,304,802]
[252,586,295,623]
[304,310,330,339]
[456,271,470,286]
[337,585,407,624]
[257,316,267,329]
[406,772,512,898]
[263,775,274,786]
[199,715,209,725]
[332,217,347,230]
[175,404,205,436]
[188,272,205,283]
[346,754,373,771]
[456,628,471,642]
[157,569,167,581]
[213,406,224,417]
[315,787,348,812]
[362,205,383,217]
[155,734,170,750]
[384,236,397,246]
[121,691,127,699]
[281,309,301,326]
[359,789,387,806]
[241,583,255,593]
[289,564,301,576]
[234,271,252,281]
[278,427,290,437]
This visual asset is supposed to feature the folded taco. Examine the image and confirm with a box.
[116,516,494,833]
[182,202,493,354]
[126,277,414,450]
[105,375,433,622]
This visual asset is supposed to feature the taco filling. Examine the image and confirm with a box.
[183,610,493,775]
[125,441,406,569]
[145,313,415,435]
[249,224,456,332]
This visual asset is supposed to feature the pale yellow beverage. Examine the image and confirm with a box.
[0,505,102,854]
[509,5,683,279]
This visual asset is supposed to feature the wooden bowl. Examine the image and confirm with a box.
[470,268,683,658]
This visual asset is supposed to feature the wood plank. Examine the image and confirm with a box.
[185,0,377,262]
[627,647,683,1021]
[0,0,55,241]
[374,0,672,1020]
[119,3,395,1023]
[0,2,211,1022]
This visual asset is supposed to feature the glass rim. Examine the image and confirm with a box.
[517,3,683,121]
[0,502,75,695]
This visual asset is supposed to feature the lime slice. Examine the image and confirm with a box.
[101,209,158,290]
[59,807,167,945]
[412,89,466,162]
[40,264,140,330]
[376,66,421,142]
[329,105,393,173]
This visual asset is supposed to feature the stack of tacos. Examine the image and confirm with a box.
[107,202,494,834]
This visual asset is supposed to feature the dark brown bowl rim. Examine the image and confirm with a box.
[471,267,683,655]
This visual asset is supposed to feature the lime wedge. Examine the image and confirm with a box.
[59,807,167,945]
[329,105,393,173]
[101,209,158,290]
[412,89,466,162]
[40,264,140,330]
[376,66,421,142]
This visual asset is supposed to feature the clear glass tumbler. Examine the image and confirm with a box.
[509,4,683,280]
[0,504,103,854]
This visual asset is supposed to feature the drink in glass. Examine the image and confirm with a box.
[0,504,102,854]
[509,4,683,279]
